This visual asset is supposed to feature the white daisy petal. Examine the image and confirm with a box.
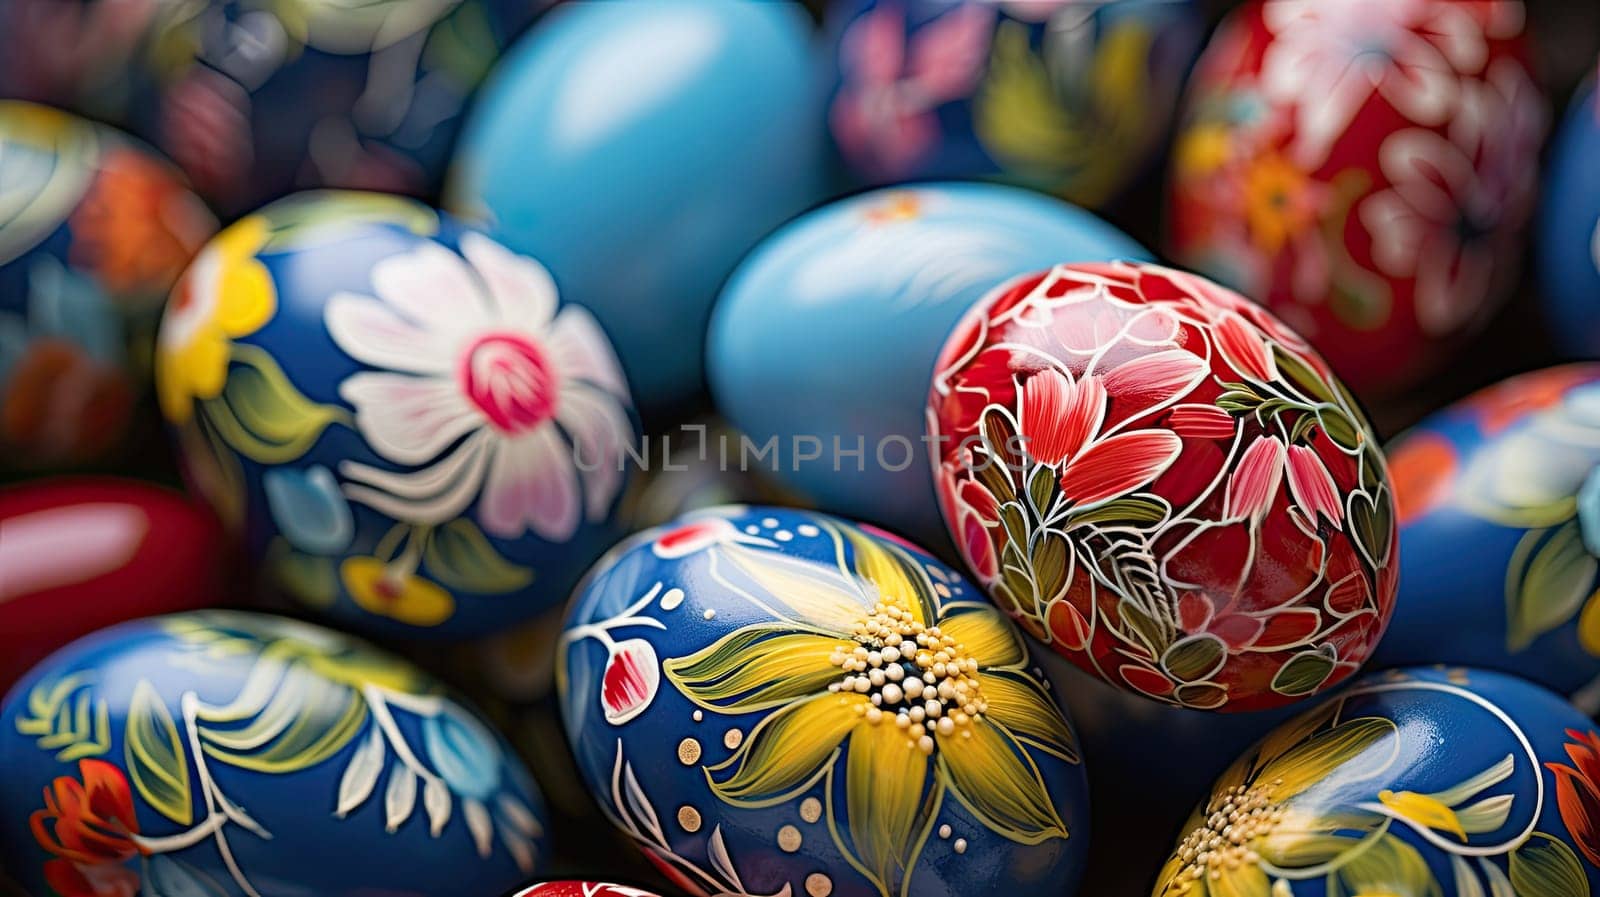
[325,292,457,375]
[547,306,630,397]
[459,231,558,329]
[479,424,580,542]
[340,371,484,466]
[371,240,492,334]
[340,431,494,525]
[557,384,631,521]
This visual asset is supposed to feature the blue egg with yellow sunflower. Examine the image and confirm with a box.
[826,0,1201,208]
[156,191,637,638]
[0,100,216,470]
[0,611,549,897]
[708,182,1148,544]
[558,505,1090,897]
[1152,666,1600,897]
[1377,365,1600,697]
[447,0,829,416]
[0,0,545,215]
[1540,81,1600,355]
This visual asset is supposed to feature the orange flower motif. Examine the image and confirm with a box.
[1548,729,1600,867]
[1242,151,1324,255]
[69,148,216,302]
[30,759,144,897]
[1387,430,1457,526]
[1468,366,1600,435]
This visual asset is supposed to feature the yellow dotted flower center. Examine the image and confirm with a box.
[1169,781,1286,890]
[827,603,988,755]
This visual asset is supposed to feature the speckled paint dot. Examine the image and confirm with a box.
[678,738,702,765]
[954,838,968,854]
[724,728,744,750]
[933,582,951,598]
[775,530,793,542]
[805,874,832,897]
[777,825,802,852]
[763,517,779,528]
[678,805,702,833]
[938,824,952,839]
[692,710,703,722]
[661,587,685,611]
[926,564,950,583]
[799,798,822,823]
[745,526,761,535]
[702,609,717,620]
[797,525,820,537]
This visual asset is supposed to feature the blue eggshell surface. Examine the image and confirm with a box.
[1377,365,1600,696]
[708,182,1148,543]
[156,191,637,638]
[0,611,548,897]
[558,505,1090,897]
[448,0,830,415]
[1541,83,1600,356]
[1153,666,1600,896]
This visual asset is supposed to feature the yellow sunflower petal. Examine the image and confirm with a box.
[1209,862,1273,897]
[979,670,1077,762]
[723,542,874,633]
[1258,716,1399,801]
[1152,849,1199,897]
[663,624,844,713]
[845,716,935,894]
[843,526,936,624]
[940,604,1026,669]
[1251,700,1339,773]
[1378,789,1467,842]
[937,716,1067,844]
[707,693,861,806]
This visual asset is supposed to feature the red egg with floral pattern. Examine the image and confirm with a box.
[1166,0,1543,396]
[928,261,1398,712]
[511,884,661,897]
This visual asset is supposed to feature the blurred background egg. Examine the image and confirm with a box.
[1539,79,1600,355]
[447,0,828,419]
[559,506,1090,897]
[826,0,1201,209]
[157,191,637,638]
[0,101,215,471]
[1150,666,1600,896]
[1379,365,1600,699]
[709,182,1147,547]
[0,477,229,692]
[513,885,662,897]
[1168,0,1544,397]
[928,261,1396,712]
[0,611,549,896]
[0,0,545,215]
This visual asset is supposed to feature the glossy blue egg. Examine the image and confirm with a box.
[1152,666,1600,896]
[1540,82,1600,355]
[708,183,1148,542]
[0,0,543,215]
[826,0,1201,208]
[156,191,638,638]
[0,611,549,897]
[558,505,1090,897]
[447,0,830,415]
[1377,365,1600,697]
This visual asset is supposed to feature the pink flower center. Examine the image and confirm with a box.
[460,333,558,434]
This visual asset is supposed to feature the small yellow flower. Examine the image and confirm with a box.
[1176,124,1232,178]
[1242,152,1321,256]
[340,556,455,627]
[156,216,275,423]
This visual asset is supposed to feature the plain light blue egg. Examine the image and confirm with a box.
[708,182,1149,544]
[1540,83,1600,356]
[447,0,830,415]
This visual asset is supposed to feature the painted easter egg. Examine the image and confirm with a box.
[1379,365,1600,696]
[0,611,549,897]
[1540,82,1600,355]
[827,0,1201,208]
[1167,0,1543,396]
[447,0,828,416]
[559,506,1090,897]
[156,191,637,638]
[709,183,1148,545]
[1152,666,1600,896]
[928,261,1398,712]
[0,0,544,215]
[512,884,661,897]
[0,101,216,470]
[0,478,229,692]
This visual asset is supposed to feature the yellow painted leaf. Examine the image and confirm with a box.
[125,681,193,826]
[1379,789,1466,841]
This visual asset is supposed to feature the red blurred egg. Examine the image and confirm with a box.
[0,478,229,691]
[927,261,1398,712]
[1167,0,1543,396]
[512,885,661,897]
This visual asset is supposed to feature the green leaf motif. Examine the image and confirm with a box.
[1272,346,1338,406]
[203,345,346,465]
[423,519,534,595]
[1271,647,1336,697]
[194,644,371,775]
[15,674,110,761]
[1162,634,1226,683]
[1506,522,1598,652]
[125,681,193,826]
[1510,833,1591,897]
[1072,495,1170,527]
